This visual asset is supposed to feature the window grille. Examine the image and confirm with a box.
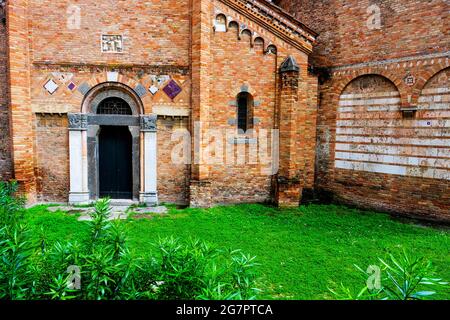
[97,97,132,115]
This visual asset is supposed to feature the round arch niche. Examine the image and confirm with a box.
[81,82,144,115]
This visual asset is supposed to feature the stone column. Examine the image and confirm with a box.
[68,113,90,204]
[140,115,158,205]
[276,56,302,207]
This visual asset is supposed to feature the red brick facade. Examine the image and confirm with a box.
[276,0,450,221]
[1,0,317,209]
[0,14,12,180]
[0,0,448,221]
[35,114,69,202]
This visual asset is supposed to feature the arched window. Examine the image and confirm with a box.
[97,97,132,115]
[237,92,253,133]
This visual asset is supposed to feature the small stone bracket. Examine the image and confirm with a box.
[401,107,418,119]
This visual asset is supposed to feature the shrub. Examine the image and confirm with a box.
[0,183,260,300]
[154,237,259,300]
[329,250,448,300]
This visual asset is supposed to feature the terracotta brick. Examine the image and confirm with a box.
[278,0,450,221]
[1,0,447,221]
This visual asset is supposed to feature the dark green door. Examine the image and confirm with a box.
[99,126,133,199]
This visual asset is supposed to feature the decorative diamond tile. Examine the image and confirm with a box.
[67,82,76,91]
[78,82,91,96]
[163,80,182,100]
[149,85,159,95]
[44,79,59,94]
[135,84,147,98]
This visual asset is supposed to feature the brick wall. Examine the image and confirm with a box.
[279,0,450,221]
[17,0,193,203]
[330,72,450,221]
[30,0,191,66]
[206,16,277,204]
[7,0,37,201]
[157,118,190,205]
[277,0,449,67]
[0,18,12,180]
[35,114,69,202]
[188,3,317,206]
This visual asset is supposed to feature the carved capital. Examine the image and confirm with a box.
[140,114,157,132]
[68,113,88,130]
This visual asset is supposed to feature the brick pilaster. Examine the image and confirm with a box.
[276,56,301,207]
[6,0,36,202]
[189,0,212,206]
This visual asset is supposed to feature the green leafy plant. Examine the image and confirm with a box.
[330,250,448,300]
[0,182,261,300]
[154,237,260,300]
[0,181,32,300]
[378,251,448,300]
[46,274,77,300]
[88,198,112,244]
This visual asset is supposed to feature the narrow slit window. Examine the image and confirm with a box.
[237,92,253,133]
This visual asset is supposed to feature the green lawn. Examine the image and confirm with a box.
[25,203,450,300]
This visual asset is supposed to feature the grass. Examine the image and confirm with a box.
[24,203,450,300]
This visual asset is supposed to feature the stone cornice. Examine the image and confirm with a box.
[218,0,317,54]
[32,61,190,75]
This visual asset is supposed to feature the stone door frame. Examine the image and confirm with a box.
[68,82,158,205]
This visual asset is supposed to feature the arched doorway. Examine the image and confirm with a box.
[68,82,158,205]
[97,97,133,199]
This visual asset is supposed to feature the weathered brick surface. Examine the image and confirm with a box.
[30,0,191,66]
[4,0,447,221]
[188,2,317,206]
[6,0,37,201]
[35,114,69,202]
[0,19,12,180]
[157,118,190,205]
[276,0,449,67]
[278,0,450,221]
